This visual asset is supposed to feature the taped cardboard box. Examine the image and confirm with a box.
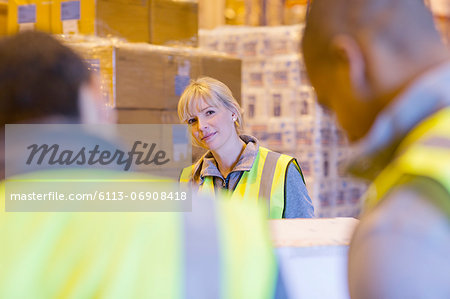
[115,43,241,109]
[62,37,115,107]
[115,44,199,109]
[51,0,95,35]
[96,0,148,42]
[7,0,51,34]
[64,39,241,110]
[201,51,241,103]
[151,0,198,46]
[96,0,198,46]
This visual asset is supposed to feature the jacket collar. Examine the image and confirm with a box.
[192,135,259,183]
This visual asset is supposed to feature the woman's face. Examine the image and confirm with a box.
[187,98,237,152]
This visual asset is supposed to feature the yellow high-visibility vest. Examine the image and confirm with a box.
[0,169,279,298]
[180,147,303,219]
[364,107,450,218]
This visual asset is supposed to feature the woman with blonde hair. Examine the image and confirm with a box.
[178,77,313,218]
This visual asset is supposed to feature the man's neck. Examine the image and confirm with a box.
[349,60,450,180]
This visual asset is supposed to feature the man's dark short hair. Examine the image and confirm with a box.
[0,31,90,126]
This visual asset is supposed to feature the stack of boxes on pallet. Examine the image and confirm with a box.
[97,0,198,46]
[200,25,367,217]
[3,0,198,44]
[5,0,93,35]
[2,0,242,162]
[2,1,242,126]
[0,1,7,36]
[62,35,241,125]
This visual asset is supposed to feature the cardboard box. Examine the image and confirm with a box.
[242,88,268,121]
[247,120,270,144]
[242,58,266,87]
[199,0,225,29]
[62,38,115,107]
[268,88,295,118]
[7,0,51,34]
[115,108,206,163]
[151,0,198,46]
[96,0,198,46]
[96,0,149,42]
[64,39,241,110]
[0,1,7,36]
[115,43,241,109]
[115,109,180,124]
[51,0,95,35]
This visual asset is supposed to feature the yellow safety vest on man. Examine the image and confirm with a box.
[180,147,301,219]
[0,169,281,298]
[364,107,450,218]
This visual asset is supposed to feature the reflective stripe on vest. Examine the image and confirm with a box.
[214,197,278,299]
[183,198,221,299]
[179,147,296,219]
[365,107,450,218]
[183,197,278,299]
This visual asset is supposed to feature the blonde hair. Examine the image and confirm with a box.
[178,77,243,132]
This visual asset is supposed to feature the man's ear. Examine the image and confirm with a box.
[330,35,371,100]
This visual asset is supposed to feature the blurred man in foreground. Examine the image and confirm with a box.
[303,0,450,298]
[0,32,285,298]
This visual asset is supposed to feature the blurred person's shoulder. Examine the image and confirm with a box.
[357,177,449,238]
[349,177,450,298]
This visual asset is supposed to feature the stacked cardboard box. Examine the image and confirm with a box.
[244,0,308,26]
[0,1,6,36]
[7,0,51,34]
[62,36,239,163]
[51,0,95,35]
[96,0,198,46]
[114,43,241,109]
[3,0,197,47]
[5,0,95,35]
[199,25,367,218]
[61,36,241,121]
[59,35,115,107]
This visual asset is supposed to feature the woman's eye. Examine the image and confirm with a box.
[187,118,196,125]
[205,110,215,116]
